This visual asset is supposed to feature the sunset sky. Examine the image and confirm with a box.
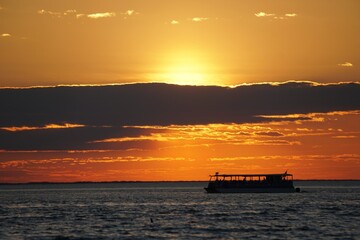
[1,0,359,182]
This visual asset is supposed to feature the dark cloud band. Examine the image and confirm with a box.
[1,81,359,150]
[1,81,359,127]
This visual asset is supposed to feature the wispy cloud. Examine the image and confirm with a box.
[0,156,193,169]
[37,9,62,17]
[1,33,11,37]
[63,9,77,15]
[210,154,360,162]
[191,17,208,22]
[86,12,116,19]
[91,110,360,147]
[255,12,298,20]
[78,10,137,20]
[338,62,353,67]
[256,131,284,137]
[255,12,275,17]
[37,9,79,19]
[168,17,212,24]
[37,9,119,20]
[121,9,140,20]
[332,135,357,139]
[1,123,85,132]
[76,14,85,19]
[124,10,135,16]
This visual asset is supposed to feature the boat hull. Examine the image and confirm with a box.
[204,187,295,193]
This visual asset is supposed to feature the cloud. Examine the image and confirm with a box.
[168,17,212,24]
[76,14,85,18]
[332,135,357,139]
[63,9,77,15]
[1,123,85,132]
[0,126,160,151]
[1,33,11,37]
[37,9,80,19]
[0,157,192,168]
[121,10,139,19]
[1,81,359,128]
[37,9,62,16]
[256,131,284,137]
[210,154,360,162]
[37,9,118,20]
[338,62,353,67]
[255,12,275,17]
[86,12,116,19]
[255,12,297,20]
[191,17,208,22]
[0,81,359,151]
[124,10,135,16]
[37,9,52,14]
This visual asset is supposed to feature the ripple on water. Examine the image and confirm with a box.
[0,182,359,239]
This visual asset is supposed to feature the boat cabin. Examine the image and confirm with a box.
[205,171,298,193]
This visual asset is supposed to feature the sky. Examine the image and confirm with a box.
[0,0,359,182]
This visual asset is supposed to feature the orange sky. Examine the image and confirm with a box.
[0,1,359,182]
[0,0,359,86]
[1,106,359,182]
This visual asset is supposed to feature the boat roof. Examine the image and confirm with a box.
[210,173,292,177]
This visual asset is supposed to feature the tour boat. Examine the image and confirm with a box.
[204,171,300,193]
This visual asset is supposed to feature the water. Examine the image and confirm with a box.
[0,181,359,239]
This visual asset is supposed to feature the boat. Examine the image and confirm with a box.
[204,171,300,193]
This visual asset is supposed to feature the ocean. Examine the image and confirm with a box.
[0,181,359,239]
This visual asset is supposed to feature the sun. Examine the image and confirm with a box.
[161,64,208,85]
[147,52,216,86]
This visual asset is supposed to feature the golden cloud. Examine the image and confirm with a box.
[1,123,85,132]
[255,12,275,17]
[87,12,116,19]
[338,62,353,67]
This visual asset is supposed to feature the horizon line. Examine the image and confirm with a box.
[1,179,360,185]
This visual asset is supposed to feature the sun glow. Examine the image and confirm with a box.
[161,64,208,85]
[148,53,217,85]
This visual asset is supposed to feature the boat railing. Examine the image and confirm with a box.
[209,173,293,183]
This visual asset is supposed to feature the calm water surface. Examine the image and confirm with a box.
[0,181,359,239]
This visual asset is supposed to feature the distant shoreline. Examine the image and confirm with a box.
[1,179,359,185]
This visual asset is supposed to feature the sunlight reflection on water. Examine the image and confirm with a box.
[0,181,359,239]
